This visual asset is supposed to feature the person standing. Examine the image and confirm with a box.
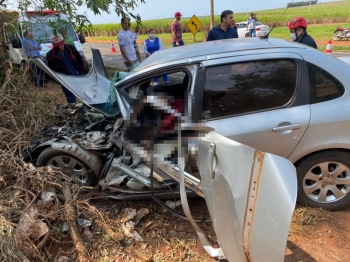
[144,29,169,85]
[206,10,238,41]
[46,34,85,103]
[288,16,317,49]
[232,19,237,30]
[133,26,142,62]
[118,18,138,69]
[23,30,44,87]
[171,11,184,47]
[246,13,258,37]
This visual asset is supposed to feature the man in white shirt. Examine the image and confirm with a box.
[246,13,258,37]
[117,18,137,69]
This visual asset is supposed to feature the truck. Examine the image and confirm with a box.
[1,10,89,72]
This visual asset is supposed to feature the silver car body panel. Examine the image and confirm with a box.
[287,50,350,163]
[31,49,111,105]
[202,52,311,158]
[336,56,350,65]
[196,132,297,261]
[134,38,305,72]
[33,38,350,166]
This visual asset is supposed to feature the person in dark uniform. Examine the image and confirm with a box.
[288,16,317,49]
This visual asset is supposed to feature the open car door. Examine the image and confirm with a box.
[190,132,297,261]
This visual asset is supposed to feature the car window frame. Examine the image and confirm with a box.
[198,53,309,122]
[115,65,197,117]
[306,61,345,104]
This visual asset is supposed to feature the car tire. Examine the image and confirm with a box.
[296,150,350,211]
[37,147,97,186]
[245,32,249,38]
[333,32,342,41]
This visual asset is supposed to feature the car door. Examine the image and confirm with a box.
[236,22,247,38]
[194,131,297,261]
[200,53,311,159]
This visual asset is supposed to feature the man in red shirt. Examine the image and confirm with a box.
[171,11,184,47]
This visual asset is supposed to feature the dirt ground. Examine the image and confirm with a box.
[26,82,350,262]
[44,198,350,262]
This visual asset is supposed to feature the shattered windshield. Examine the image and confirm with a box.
[90,71,132,116]
[94,62,140,116]
[30,22,78,43]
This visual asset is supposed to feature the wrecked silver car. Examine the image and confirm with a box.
[23,38,308,260]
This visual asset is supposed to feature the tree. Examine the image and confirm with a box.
[15,0,146,33]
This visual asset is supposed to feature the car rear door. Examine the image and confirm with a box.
[200,53,310,159]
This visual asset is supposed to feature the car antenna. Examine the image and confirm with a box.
[260,0,296,39]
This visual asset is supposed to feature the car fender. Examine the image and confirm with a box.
[289,143,350,165]
[22,138,60,162]
[50,141,103,177]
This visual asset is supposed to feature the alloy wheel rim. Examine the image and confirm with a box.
[47,155,88,185]
[303,161,350,203]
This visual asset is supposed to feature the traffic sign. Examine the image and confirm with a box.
[187,15,202,35]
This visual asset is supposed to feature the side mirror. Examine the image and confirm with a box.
[12,38,22,48]
[78,33,85,44]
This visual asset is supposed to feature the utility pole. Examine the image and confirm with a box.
[210,0,214,29]
[309,0,311,14]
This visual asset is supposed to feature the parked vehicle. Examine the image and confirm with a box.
[25,37,350,212]
[1,10,88,72]
[333,26,350,41]
[236,21,269,38]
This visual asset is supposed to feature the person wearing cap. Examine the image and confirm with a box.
[171,11,184,47]
[206,10,238,41]
[288,16,317,49]
[23,30,44,87]
[246,13,258,37]
[118,18,138,69]
[46,34,85,103]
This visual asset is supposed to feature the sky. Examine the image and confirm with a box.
[79,0,340,24]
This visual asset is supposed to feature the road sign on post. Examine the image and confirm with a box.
[187,15,202,42]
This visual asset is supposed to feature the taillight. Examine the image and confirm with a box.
[255,27,260,31]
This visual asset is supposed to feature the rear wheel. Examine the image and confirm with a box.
[333,32,342,41]
[296,150,350,211]
[37,147,97,186]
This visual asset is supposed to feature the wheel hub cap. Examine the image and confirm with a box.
[303,161,350,203]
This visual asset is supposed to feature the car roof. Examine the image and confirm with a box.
[134,38,305,72]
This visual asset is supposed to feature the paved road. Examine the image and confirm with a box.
[82,43,350,70]
[82,43,146,70]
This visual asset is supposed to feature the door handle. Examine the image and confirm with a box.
[272,124,301,132]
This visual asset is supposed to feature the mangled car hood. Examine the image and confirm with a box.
[31,48,130,117]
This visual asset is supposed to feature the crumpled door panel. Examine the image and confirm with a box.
[197,132,297,261]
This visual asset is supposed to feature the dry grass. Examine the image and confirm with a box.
[292,205,330,226]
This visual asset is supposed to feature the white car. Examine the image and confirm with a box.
[236,21,270,38]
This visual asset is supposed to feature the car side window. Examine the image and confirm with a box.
[238,23,246,28]
[307,62,345,104]
[203,60,297,120]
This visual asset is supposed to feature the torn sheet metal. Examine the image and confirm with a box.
[32,54,111,105]
[196,132,297,261]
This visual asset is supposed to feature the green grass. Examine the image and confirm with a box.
[89,1,350,36]
[86,1,350,51]
[269,23,350,40]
